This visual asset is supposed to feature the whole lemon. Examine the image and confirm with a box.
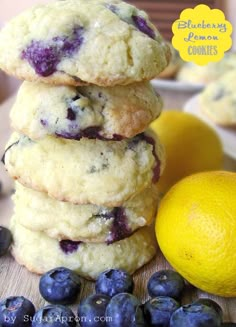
[151,111,223,194]
[156,171,236,297]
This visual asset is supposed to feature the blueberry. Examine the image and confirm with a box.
[56,127,102,141]
[32,305,76,327]
[144,296,180,327]
[40,119,48,127]
[148,270,185,300]
[106,209,132,244]
[194,298,223,322]
[0,226,12,257]
[132,15,156,39]
[169,303,222,327]
[22,26,84,77]
[59,240,82,254]
[106,4,155,40]
[39,267,81,305]
[95,269,134,297]
[105,293,146,327]
[60,26,84,56]
[56,126,123,142]
[66,108,76,121]
[0,296,35,327]
[22,41,60,77]
[78,294,110,327]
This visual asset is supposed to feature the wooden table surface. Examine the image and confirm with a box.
[0,90,236,323]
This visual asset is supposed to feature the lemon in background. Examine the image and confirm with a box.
[151,110,223,194]
[156,171,236,297]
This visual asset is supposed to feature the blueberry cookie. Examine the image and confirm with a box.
[13,182,158,243]
[10,81,162,141]
[158,42,183,79]
[0,0,170,86]
[3,132,165,206]
[177,52,236,85]
[200,71,236,127]
[11,217,157,280]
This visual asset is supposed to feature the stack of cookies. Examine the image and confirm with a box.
[0,0,170,280]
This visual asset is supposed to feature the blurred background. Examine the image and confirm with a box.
[0,0,235,103]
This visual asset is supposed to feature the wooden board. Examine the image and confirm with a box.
[0,96,236,322]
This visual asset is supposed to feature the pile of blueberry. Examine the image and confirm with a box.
[0,264,235,327]
[0,226,235,326]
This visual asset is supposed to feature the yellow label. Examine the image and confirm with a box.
[172,4,232,65]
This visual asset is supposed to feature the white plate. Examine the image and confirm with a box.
[151,79,204,92]
[184,95,236,160]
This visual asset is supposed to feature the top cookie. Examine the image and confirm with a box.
[0,0,170,86]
